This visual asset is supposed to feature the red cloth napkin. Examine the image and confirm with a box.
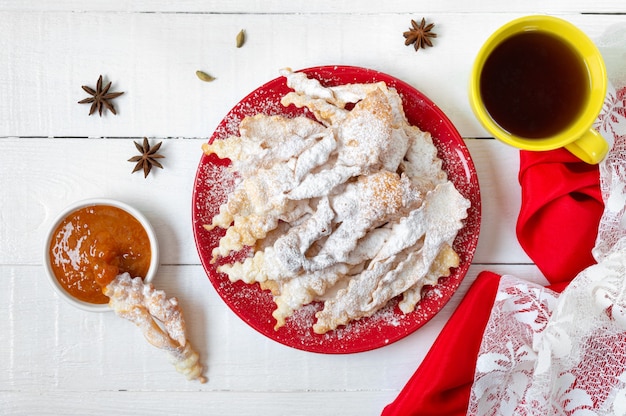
[517,148,604,290]
[382,271,502,416]
[382,148,603,415]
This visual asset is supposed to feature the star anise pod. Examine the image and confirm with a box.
[403,18,437,52]
[128,137,165,178]
[78,75,125,116]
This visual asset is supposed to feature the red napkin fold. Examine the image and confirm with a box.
[382,148,603,415]
[517,148,604,289]
[382,271,502,416]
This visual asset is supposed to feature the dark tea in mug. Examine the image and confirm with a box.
[479,31,589,139]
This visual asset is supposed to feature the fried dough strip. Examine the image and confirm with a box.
[280,67,336,102]
[293,130,337,182]
[219,246,286,284]
[281,92,349,127]
[280,67,385,109]
[398,243,459,313]
[287,87,405,200]
[271,263,351,329]
[202,114,325,175]
[399,125,447,188]
[271,227,395,329]
[209,164,303,259]
[221,226,395,330]
[218,197,336,284]
[295,171,422,272]
[104,273,207,383]
[221,171,420,283]
[313,182,469,333]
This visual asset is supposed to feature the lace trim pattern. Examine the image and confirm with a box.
[469,80,626,415]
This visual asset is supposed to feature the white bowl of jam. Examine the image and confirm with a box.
[43,198,159,312]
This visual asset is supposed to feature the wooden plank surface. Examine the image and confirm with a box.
[0,0,625,14]
[1,12,624,138]
[1,2,620,415]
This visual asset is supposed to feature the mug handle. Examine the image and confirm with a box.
[564,128,609,164]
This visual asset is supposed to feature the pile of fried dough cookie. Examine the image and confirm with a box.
[203,68,470,335]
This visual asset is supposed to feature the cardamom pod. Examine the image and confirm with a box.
[196,70,216,82]
[236,29,246,48]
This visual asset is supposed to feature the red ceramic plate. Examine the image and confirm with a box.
[192,66,481,354]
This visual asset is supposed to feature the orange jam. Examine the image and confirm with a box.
[49,205,151,304]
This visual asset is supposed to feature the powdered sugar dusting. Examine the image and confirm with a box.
[191,66,481,353]
[194,162,237,221]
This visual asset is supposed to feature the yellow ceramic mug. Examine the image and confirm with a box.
[469,15,608,164]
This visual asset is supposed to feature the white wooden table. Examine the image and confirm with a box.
[1,1,624,415]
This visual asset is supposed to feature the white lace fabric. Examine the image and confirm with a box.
[468,26,626,416]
